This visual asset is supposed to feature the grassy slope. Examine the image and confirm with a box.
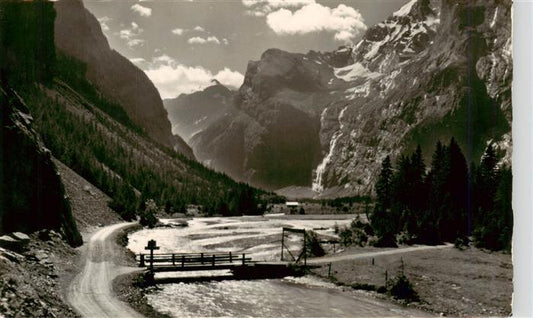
[311,246,511,317]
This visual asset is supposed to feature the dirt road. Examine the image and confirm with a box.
[67,222,145,318]
[308,244,453,264]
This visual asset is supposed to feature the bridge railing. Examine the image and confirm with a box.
[137,252,253,268]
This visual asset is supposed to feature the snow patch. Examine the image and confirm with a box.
[490,7,499,28]
[334,63,381,81]
[364,40,383,59]
[194,116,208,125]
[393,0,417,17]
[345,81,371,99]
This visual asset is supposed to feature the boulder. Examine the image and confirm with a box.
[9,232,30,244]
[0,235,27,252]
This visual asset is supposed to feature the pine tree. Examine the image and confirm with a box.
[444,138,469,241]
[423,141,447,244]
[371,156,397,247]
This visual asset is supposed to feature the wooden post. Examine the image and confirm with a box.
[328,262,332,278]
[139,254,145,267]
[181,255,185,268]
[144,240,160,271]
[242,253,246,265]
[201,253,204,265]
[172,254,175,265]
[303,230,307,267]
[280,228,285,261]
[212,254,216,267]
[229,252,233,263]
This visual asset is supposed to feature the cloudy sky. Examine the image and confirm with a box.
[84,0,410,99]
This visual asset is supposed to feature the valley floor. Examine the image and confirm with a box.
[51,158,512,317]
[310,245,512,317]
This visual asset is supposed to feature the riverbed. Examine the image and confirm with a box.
[126,215,431,317]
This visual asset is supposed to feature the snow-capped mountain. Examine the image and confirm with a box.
[171,0,512,196]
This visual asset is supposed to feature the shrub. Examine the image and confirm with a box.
[389,273,420,302]
[373,232,398,247]
[140,199,158,228]
[454,236,470,250]
[305,231,326,257]
[351,283,376,291]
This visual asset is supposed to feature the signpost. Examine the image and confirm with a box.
[145,239,160,271]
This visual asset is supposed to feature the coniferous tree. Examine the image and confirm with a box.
[422,141,447,244]
[441,138,469,242]
[371,156,397,247]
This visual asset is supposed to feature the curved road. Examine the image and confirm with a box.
[308,244,453,264]
[66,222,444,318]
[67,222,145,318]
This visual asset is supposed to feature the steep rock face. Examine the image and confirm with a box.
[0,87,82,246]
[179,0,512,196]
[191,48,331,189]
[53,0,193,158]
[314,0,511,196]
[164,81,234,142]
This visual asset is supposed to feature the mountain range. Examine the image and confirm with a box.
[165,0,512,198]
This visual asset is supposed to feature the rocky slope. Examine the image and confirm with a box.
[0,86,82,247]
[184,0,511,196]
[53,0,193,158]
[164,80,234,143]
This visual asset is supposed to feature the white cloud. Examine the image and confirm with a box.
[172,28,185,35]
[193,26,205,32]
[127,39,145,48]
[266,3,367,43]
[187,36,221,45]
[153,54,174,63]
[131,4,152,17]
[97,16,111,31]
[243,0,314,16]
[141,55,244,98]
[129,57,146,64]
[118,22,145,48]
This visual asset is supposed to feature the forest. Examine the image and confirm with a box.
[371,139,512,251]
[0,1,273,223]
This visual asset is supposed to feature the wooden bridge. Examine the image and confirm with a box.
[137,251,253,272]
[136,239,310,282]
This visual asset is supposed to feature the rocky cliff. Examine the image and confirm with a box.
[164,80,234,142]
[53,0,193,158]
[183,0,511,196]
[0,87,82,247]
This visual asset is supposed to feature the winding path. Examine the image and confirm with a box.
[308,244,453,264]
[67,222,144,318]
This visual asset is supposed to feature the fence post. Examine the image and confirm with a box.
[172,254,175,265]
[212,254,215,267]
[328,262,332,278]
[139,254,145,267]
[229,252,233,263]
[242,253,246,265]
[280,228,285,261]
[201,253,204,264]
[181,255,185,268]
[303,230,307,267]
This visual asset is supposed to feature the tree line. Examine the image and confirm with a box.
[371,138,512,251]
[0,1,276,221]
[24,88,271,220]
